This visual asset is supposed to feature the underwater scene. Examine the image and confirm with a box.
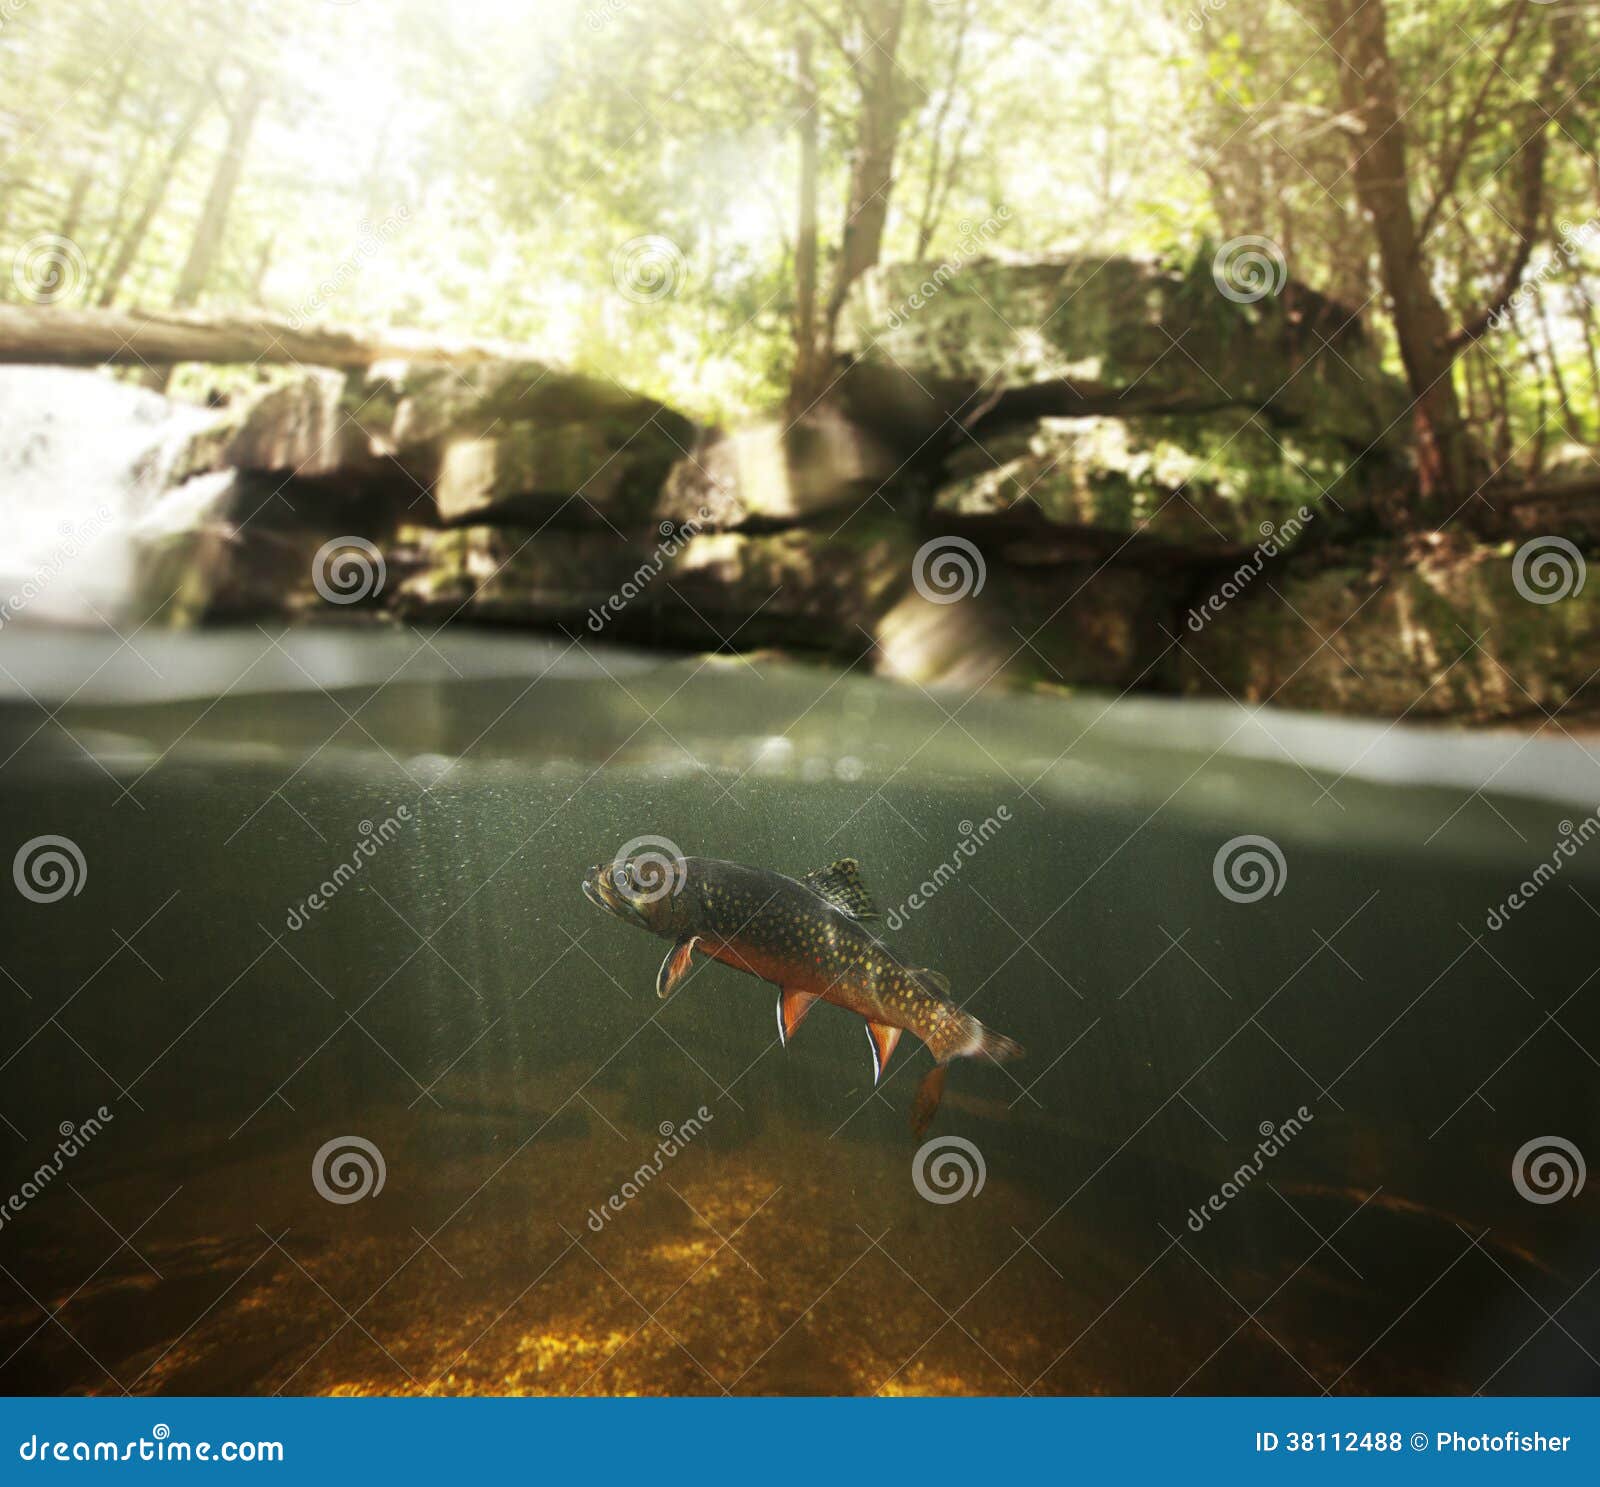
[0,629,1595,1398]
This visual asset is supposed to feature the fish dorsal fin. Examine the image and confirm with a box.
[802,858,881,920]
[911,967,952,997]
[865,1020,903,1083]
[656,936,700,999]
[776,988,820,1046]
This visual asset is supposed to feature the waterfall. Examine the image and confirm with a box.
[0,366,234,629]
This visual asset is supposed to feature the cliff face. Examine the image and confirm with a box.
[69,257,1598,722]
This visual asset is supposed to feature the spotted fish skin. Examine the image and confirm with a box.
[684,860,976,1053]
[582,853,1023,1131]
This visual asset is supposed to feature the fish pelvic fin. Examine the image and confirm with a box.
[910,1064,949,1137]
[865,1020,903,1083]
[910,1019,1022,1136]
[656,936,700,999]
[776,988,821,1046]
[802,858,881,920]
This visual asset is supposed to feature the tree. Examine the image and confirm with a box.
[1322,0,1580,506]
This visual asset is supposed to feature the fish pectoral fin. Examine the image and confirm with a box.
[802,858,882,920]
[865,1020,903,1083]
[656,936,700,999]
[910,1063,949,1137]
[776,988,821,1046]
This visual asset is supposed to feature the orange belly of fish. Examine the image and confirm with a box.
[706,938,841,1000]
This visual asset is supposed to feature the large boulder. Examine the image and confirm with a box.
[834,254,1410,456]
[657,407,900,529]
[177,359,697,525]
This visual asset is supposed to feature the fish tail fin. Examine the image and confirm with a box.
[974,1024,1024,1064]
[957,1012,1024,1066]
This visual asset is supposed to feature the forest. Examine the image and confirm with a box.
[2,0,1598,717]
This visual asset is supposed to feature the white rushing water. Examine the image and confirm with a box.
[0,366,232,628]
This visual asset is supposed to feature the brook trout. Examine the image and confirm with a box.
[581,852,1023,1134]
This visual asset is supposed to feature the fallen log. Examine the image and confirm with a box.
[0,304,541,370]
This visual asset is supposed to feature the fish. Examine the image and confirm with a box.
[581,851,1023,1134]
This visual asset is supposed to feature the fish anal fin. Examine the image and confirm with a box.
[803,858,881,920]
[865,1020,903,1083]
[776,988,821,1046]
[656,936,700,999]
[910,1064,949,1137]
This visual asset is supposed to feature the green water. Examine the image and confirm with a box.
[0,630,1596,1395]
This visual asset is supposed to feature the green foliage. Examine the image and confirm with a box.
[0,0,1595,464]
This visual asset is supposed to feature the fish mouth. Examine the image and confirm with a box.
[582,863,651,930]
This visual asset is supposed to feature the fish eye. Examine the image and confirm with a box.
[612,864,632,893]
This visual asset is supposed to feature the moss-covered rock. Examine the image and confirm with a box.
[836,254,1409,454]
[935,413,1358,548]
[1178,541,1600,718]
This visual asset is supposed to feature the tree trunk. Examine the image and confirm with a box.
[96,86,213,308]
[821,0,909,354]
[1325,0,1479,507]
[58,58,132,247]
[171,70,266,309]
[789,32,823,411]
[0,304,544,370]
